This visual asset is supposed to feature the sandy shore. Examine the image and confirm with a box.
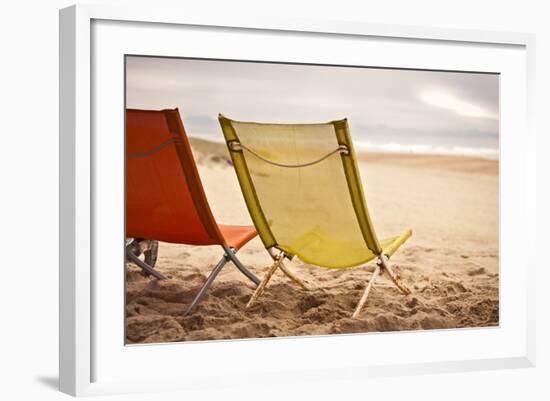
[126,140,499,344]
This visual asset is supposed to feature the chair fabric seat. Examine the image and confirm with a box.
[219,115,412,269]
[126,108,259,250]
[288,229,412,269]
[219,224,258,250]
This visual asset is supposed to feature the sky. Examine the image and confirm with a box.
[126,56,499,158]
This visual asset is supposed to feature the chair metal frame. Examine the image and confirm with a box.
[126,241,260,314]
[184,244,260,315]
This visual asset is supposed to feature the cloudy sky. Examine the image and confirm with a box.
[126,56,499,157]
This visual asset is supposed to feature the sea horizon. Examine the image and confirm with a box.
[188,131,499,160]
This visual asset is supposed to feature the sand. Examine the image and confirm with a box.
[125,139,499,344]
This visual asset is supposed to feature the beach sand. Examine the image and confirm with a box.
[125,139,499,344]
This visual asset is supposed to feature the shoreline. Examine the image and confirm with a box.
[189,136,499,172]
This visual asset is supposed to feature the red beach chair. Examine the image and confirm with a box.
[126,108,260,314]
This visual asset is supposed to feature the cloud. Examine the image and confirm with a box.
[125,56,499,144]
[419,90,498,119]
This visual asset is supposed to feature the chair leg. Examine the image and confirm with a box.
[352,263,381,318]
[246,253,284,308]
[278,264,310,291]
[352,254,411,318]
[126,246,167,280]
[223,245,261,286]
[184,254,228,316]
[186,247,260,315]
[379,254,411,295]
[267,248,309,290]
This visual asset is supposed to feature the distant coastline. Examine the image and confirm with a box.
[189,135,499,161]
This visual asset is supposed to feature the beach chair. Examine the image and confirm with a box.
[126,108,261,315]
[125,238,159,277]
[218,115,413,317]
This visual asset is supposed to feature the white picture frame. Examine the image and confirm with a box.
[59,4,536,397]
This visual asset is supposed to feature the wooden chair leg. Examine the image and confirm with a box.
[246,254,284,308]
[267,248,309,290]
[279,263,310,290]
[352,263,381,318]
[379,254,411,295]
[352,254,412,318]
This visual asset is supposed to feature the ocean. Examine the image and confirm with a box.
[188,131,499,160]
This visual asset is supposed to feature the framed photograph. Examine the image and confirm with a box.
[59,4,536,396]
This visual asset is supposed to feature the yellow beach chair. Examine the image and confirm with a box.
[218,115,413,317]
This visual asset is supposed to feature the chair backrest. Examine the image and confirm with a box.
[126,108,224,245]
[219,115,382,268]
